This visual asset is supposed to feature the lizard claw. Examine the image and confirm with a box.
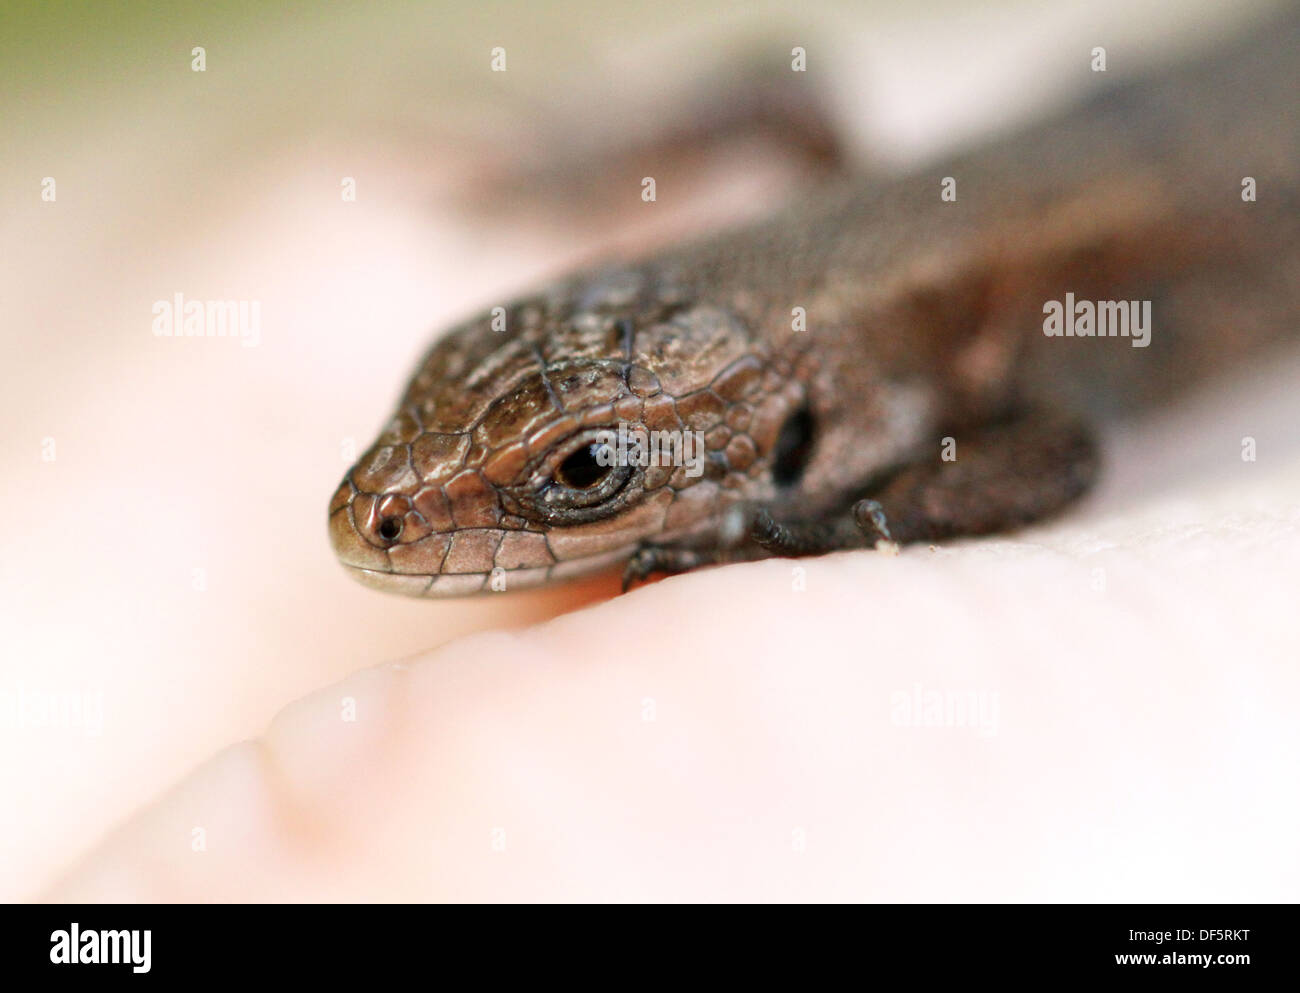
[852,498,892,541]
[852,498,898,553]
[622,547,659,592]
[748,507,782,547]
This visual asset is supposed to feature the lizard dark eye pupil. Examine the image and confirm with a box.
[555,444,611,490]
[771,406,815,486]
[378,516,403,541]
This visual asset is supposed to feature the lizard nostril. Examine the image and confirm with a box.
[377,516,404,542]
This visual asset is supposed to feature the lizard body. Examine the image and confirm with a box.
[330,11,1299,596]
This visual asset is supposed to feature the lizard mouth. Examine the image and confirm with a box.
[335,551,633,597]
[338,562,496,597]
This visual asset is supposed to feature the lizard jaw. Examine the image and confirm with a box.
[334,549,635,598]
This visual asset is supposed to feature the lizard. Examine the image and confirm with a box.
[328,9,1300,597]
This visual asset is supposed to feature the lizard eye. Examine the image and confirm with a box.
[555,443,613,490]
[538,434,633,511]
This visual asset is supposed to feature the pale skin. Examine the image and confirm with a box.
[42,451,1300,901]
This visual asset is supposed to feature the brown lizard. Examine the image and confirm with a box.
[329,9,1299,597]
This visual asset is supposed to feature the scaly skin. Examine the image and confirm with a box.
[329,11,1299,596]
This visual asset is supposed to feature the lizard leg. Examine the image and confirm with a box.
[624,498,891,588]
[622,546,727,592]
[753,406,1099,553]
[622,503,763,590]
[473,48,855,225]
[749,500,892,556]
[625,408,1097,587]
[867,407,1098,544]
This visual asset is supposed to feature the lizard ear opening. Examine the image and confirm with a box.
[771,406,815,487]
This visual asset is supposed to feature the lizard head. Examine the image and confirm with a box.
[328,265,807,596]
